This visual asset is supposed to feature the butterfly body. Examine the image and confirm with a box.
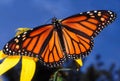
[3,10,116,67]
[52,17,67,52]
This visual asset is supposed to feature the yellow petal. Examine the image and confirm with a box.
[75,59,83,67]
[0,50,8,60]
[0,56,20,76]
[20,56,36,81]
[15,28,31,36]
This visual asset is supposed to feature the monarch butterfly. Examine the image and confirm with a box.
[3,10,116,67]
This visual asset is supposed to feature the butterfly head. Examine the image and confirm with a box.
[52,17,62,23]
[52,17,58,24]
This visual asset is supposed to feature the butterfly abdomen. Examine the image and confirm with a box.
[52,17,67,55]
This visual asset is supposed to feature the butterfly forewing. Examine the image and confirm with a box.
[4,25,53,55]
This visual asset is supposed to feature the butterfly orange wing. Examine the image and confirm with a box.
[61,10,116,59]
[3,25,65,67]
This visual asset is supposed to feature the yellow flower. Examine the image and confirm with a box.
[0,50,38,81]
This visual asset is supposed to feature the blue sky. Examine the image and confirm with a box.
[0,0,120,71]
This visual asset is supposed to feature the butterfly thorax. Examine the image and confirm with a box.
[52,17,62,29]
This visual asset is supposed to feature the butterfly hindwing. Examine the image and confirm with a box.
[62,27,93,59]
[40,30,65,67]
